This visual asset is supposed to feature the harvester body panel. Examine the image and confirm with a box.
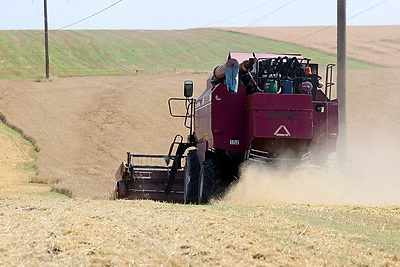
[311,98,339,157]
[247,93,313,141]
[195,83,247,156]
[194,88,213,147]
[212,84,247,153]
[195,85,316,157]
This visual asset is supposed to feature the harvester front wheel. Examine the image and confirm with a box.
[198,159,221,204]
[115,180,127,199]
[184,150,200,204]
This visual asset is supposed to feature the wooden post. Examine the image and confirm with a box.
[44,0,50,79]
[337,0,347,161]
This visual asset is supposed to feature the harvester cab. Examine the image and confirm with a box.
[114,52,339,204]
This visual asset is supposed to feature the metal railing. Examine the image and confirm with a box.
[325,64,336,100]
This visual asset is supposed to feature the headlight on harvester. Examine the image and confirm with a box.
[184,80,193,98]
[315,104,325,113]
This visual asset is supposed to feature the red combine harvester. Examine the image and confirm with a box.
[114,52,338,204]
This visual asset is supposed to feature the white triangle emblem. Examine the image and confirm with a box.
[274,125,291,137]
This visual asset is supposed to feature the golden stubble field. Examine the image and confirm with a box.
[0,26,399,265]
[224,25,400,67]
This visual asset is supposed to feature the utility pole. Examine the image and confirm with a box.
[43,0,50,79]
[337,0,347,162]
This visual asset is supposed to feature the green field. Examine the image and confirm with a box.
[0,29,374,79]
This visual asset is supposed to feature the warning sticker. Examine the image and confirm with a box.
[274,125,291,137]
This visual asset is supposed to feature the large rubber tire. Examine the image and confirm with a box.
[184,150,200,204]
[198,159,222,204]
[115,180,127,199]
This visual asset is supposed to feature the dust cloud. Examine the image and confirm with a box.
[224,127,400,207]
[224,66,400,207]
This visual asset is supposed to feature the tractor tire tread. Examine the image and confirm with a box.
[198,159,222,204]
[184,150,200,204]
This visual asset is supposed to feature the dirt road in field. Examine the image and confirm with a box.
[0,121,57,199]
[0,74,210,198]
[0,123,32,197]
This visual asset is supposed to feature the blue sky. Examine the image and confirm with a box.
[0,0,398,30]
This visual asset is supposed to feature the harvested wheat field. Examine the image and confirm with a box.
[224,25,400,67]
[0,26,400,265]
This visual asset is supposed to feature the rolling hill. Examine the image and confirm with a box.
[0,29,375,79]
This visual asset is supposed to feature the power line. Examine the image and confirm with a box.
[291,0,388,42]
[123,1,297,65]
[347,0,388,20]
[243,0,296,28]
[13,1,42,29]
[50,1,69,22]
[68,0,126,30]
[173,0,298,64]
[196,0,275,28]
[14,1,34,29]
[192,0,297,49]
[53,0,295,65]
[56,0,123,30]
[291,25,334,43]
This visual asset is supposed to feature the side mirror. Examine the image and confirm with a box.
[184,80,193,98]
